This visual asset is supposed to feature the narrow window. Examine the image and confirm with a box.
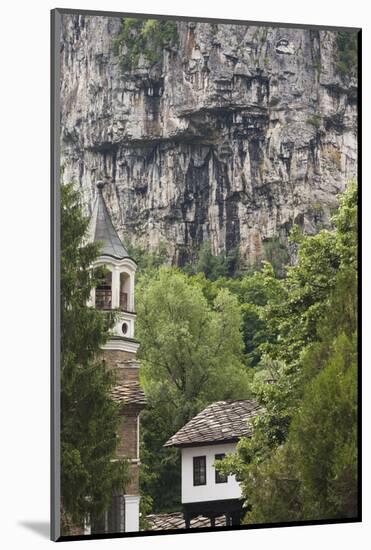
[215,453,228,484]
[120,272,130,311]
[95,270,112,310]
[193,456,206,486]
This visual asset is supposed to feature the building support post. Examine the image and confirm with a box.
[184,512,190,529]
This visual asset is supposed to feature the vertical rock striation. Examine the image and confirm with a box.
[60,15,357,265]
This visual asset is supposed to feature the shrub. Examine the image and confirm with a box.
[113,18,178,72]
[335,31,358,78]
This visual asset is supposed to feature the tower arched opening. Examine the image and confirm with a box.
[95,269,112,310]
[120,272,131,311]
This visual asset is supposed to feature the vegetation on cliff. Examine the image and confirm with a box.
[113,17,178,71]
[335,31,358,78]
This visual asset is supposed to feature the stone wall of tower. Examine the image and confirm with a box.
[102,346,142,500]
[116,412,139,459]
[116,408,141,496]
[102,349,139,384]
[125,464,140,495]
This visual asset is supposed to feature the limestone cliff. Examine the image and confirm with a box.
[60,14,358,265]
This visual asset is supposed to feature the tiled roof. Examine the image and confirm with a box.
[146,512,225,530]
[111,381,146,407]
[164,400,260,447]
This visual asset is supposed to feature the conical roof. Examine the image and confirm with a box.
[88,182,129,260]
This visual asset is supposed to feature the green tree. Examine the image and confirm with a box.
[262,236,290,278]
[335,31,358,78]
[136,267,251,512]
[290,332,357,520]
[124,240,169,273]
[217,182,358,523]
[211,264,283,367]
[183,241,243,280]
[60,183,128,532]
[237,326,357,524]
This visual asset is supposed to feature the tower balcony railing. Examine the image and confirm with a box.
[95,288,112,310]
[120,291,128,311]
[94,289,132,311]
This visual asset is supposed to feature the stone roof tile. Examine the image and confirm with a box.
[111,381,146,407]
[146,512,226,530]
[164,400,260,447]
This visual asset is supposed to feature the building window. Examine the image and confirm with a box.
[193,456,206,486]
[215,453,228,484]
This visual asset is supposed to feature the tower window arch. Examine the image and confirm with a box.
[95,269,112,310]
[120,272,130,311]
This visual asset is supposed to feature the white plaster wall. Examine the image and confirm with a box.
[90,256,137,312]
[181,443,241,504]
[114,311,136,339]
[89,256,138,340]
[124,495,140,532]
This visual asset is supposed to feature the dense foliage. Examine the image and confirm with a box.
[128,182,357,522]
[136,268,251,511]
[335,31,358,78]
[60,183,129,532]
[113,18,178,72]
[183,241,243,280]
[262,236,290,278]
[217,182,358,523]
[61,177,357,526]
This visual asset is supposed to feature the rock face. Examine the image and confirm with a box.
[60,15,358,265]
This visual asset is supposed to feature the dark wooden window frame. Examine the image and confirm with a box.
[215,453,228,484]
[193,455,207,486]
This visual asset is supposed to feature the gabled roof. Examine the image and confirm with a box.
[111,381,147,407]
[88,181,129,260]
[164,400,260,448]
[146,512,225,530]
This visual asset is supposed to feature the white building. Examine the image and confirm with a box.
[164,400,260,528]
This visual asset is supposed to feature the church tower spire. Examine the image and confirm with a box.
[89,180,129,260]
[88,181,138,348]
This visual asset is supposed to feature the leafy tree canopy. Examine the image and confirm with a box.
[183,241,243,280]
[136,267,251,511]
[216,182,358,523]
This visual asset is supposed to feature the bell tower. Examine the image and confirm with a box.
[87,180,145,534]
[88,180,138,347]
